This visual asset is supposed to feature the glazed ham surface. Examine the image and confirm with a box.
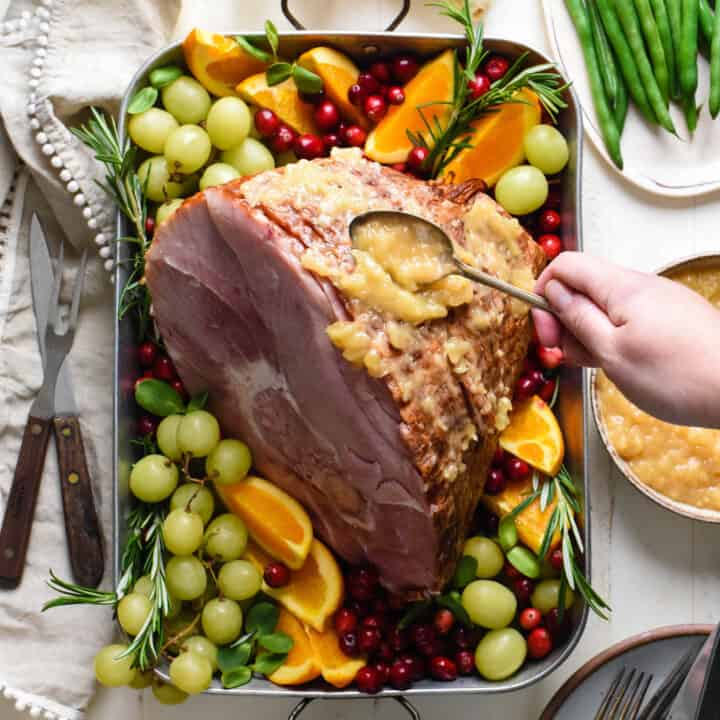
[145,149,544,594]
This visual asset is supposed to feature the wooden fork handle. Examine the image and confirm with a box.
[0,415,52,588]
[54,416,104,588]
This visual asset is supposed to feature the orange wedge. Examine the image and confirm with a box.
[499,395,565,476]
[218,475,313,570]
[306,624,366,688]
[441,89,541,187]
[244,539,343,632]
[238,74,318,135]
[297,47,368,128]
[267,608,321,686]
[482,476,560,554]
[183,29,267,97]
[365,49,455,164]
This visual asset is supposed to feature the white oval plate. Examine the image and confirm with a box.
[542,0,720,197]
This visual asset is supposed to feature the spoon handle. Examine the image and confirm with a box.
[456,261,556,316]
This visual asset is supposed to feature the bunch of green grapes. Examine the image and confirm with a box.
[128,75,277,227]
[94,410,259,702]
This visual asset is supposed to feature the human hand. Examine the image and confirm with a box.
[531,252,720,427]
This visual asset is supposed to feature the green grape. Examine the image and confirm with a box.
[523,125,569,175]
[217,559,262,601]
[164,608,199,646]
[129,454,179,503]
[461,579,517,629]
[169,651,213,694]
[463,537,505,579]
[530,579,575,614]
[117,592,152,636]
[152,679,188,705]
[494,165,549,216]
[199,163,240,190]
[183,636,219,671]
[190,577,218,612]
[206,97,252,150]
[274,150,298,167]
[157,414,183,461]
[474,628,527,681]
[166,555,208,601]
[177,410,221,458]
[201,597,243,645]
[156,198,184,226]
[94,644,137,687]
[203,514,248,561]
[129,108,179,154]
[247,108,262,139]
[220,138,275,175]
[133,575,153,597]
[165,125,212,174]
[137,156,184,203]
[162,76,212,125]
[163,508,205,555]
[170,483,215,525]
[206,438,252,486]
[129,670,154,690]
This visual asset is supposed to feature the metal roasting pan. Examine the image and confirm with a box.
[114,10,589,716]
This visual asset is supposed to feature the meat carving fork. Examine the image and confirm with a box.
[0,179,104,588]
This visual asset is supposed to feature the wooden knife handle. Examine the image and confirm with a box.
[53,416,104,588]
[0,415,52,588]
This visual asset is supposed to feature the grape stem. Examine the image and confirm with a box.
[159,613,201,657]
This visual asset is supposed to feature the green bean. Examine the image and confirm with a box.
[633,0,670,102]
[683,94,698,131]
[565,0,623,168]
[596,0,655,123]
[649,0,677,99]
[588,0,618,106]
[613,0,676,132]
[710,0,720,116]
[679,0,699,97]
[614,71,630,132]
[699,0,714,43]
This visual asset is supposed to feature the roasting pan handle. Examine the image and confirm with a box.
[288,697,421,720]
[280,0,410,30]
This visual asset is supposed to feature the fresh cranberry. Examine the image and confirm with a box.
[433,608,455,635]
[529,370,546,389]
[485,467,507,495]
[373,661,391,683]
[343,125,367,147]
[504,563,522,581]
[270,124,296,153]
[398,653,426,681]
[390,162,407,173]
[313,100,341,131]
[339,631,360,656]
[506,456,531,482]
[358,627,382,654]
[468,73,491,100]
[372,597,389,617]
[170,379,187,400]
[545,608,571,642]
[356,72,380,95]
[375,641,394,662]
[138,415,158,436]
[389,626,410,652]
[355,665,383,694]
[362,614,385,632]
[348,566,379,590]
[528,627,553,659]
[539,209,561,233]
[386,86,405,105]
[430,656,457,681]
[335,608,358,635]
[392,55,420,83]
[294,133,325,160]
[515,373,539,401]
[322,133,341,151]
[389,660,413,689]
[369,60,393,84]
[263,562,291,588]
[514,578,535,604]
[492,447,505,466]
[254,109,280,138]
[539,378,557,403]
[348,598,371,617]
[138,341,157,368]
[537,345,564,369]
[484,55,510,81]
[348,83,367,106]
[550,548,564,571]
[153,355,176,381]
[455,650,475,675]
[364,94,387,123]
[144,216,155,236]
[411,623,437,650]
[538,233,562,261]
[519,607,543,632]
[523,354,539,374]
[406,146,429,174]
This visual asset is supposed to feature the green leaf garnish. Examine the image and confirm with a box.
[134,378,185,417]
[436,592,472,628]
[267,62,293,86]
[258,632,293,654]
[127,86,158,114]
[265,19,279,57]
[397,599,432,630]
[292,64,323,94]
[246,601,279,637]
[222,667,252,688]
[452,555,478,589]
[149,65,183,89]
[187,391,208,413]
[252,652,288,676]
[235,36,272,64]
[217,641,254,672]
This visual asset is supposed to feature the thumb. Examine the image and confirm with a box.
[544,279,615,360]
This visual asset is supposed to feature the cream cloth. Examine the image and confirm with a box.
[0,1,490,718]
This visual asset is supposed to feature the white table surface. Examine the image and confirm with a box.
[4,1,720,718]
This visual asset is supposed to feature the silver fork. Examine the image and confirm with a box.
[595,667,654,720]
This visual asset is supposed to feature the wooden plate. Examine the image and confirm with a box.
[540,625,714,719]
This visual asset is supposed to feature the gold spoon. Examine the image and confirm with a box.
[349,210,555,315]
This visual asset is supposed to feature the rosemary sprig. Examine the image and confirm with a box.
[411,0,569,178]
[72,108,152,339]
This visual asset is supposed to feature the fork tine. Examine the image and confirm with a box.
[595,668,627,720]
[68,249,87,332]
[47,240,64,329]
[626,673,653,720]
[609,669,637,719]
